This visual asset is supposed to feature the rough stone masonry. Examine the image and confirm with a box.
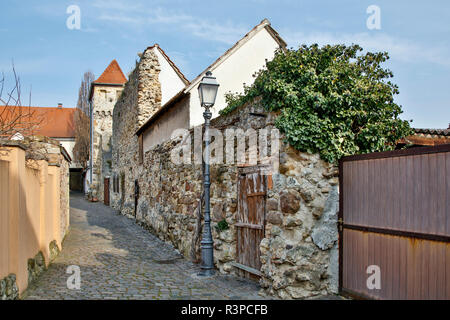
[110,50,339,298]
[89,75,125,201]
[112,48,162,215]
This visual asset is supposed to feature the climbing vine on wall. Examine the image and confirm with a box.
[220,44,413,163]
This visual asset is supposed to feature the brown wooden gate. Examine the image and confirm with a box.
[104,177,110,206]
[339,144,450,299]
[234,166,266,279]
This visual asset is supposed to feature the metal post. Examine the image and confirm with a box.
[199,106,214,277]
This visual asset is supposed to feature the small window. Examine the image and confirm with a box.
[113,174,118,193]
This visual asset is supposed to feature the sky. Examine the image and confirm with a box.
[0,0,449,129]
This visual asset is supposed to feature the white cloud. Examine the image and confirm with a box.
[145,8,248,44]
[282,30,450,68]
[94,5,247,45]
[147,8,192,24]
[92,0,144,12]
[99,14,146,25]
[182,20,248,45]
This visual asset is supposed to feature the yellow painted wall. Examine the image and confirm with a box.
[0,146,68,294]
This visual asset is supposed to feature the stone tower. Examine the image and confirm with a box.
[89,59,127,200]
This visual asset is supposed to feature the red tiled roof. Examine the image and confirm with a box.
[414,127,450,137]
[94,59,127,85]
[0,106,76,138]
[398,127,450,147]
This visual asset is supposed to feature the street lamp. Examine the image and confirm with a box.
[197,70,219,277]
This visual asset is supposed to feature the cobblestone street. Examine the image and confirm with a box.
[22,192,268,300]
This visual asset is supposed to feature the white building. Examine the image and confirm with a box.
[136,19,286,152]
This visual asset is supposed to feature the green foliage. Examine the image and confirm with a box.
[220,44,413,163]
[215,219,229,232]
[222,84,259,115]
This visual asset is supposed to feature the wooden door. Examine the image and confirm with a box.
[235,167,266,279]
[104,177,110,206]
[134,179,139,217]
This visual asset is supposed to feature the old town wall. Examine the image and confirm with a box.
[111,49,162,214]
[112,98,339,299]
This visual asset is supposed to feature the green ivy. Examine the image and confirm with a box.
[220,44,413,163]
[215,219,229,232]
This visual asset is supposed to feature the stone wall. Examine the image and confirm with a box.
[0,274,19,300]
[260,150,339,298]
[112,97,339,299]
[111,49,162,214]
[59,154,70,241]
[90,85,124,201]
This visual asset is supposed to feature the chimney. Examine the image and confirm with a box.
[57,103,62,108]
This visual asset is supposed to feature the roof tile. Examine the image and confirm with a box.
[0,106,76,138]
[94,59,127,85]
[414,128,450,137]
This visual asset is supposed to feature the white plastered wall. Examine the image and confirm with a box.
[152,46,187,106]
[58,139,77,168]
[188,28,280,128]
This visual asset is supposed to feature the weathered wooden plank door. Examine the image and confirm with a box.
[104,177,110,206]
[235,166,266,279]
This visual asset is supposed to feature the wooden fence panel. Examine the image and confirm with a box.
[340,144,450,300]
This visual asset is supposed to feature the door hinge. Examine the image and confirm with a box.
[338,218,344,232]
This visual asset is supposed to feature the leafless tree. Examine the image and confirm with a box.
[73,71,94,168]
[78,71,94,115]
[0,63,41,138]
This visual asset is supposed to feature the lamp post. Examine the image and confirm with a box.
[197,70,219,277]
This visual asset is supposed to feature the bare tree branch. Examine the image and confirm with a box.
[73,71,94,168]
[0,62,42,139]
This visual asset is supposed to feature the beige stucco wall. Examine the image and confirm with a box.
[142,94,190,152]
[0,144,69,296]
